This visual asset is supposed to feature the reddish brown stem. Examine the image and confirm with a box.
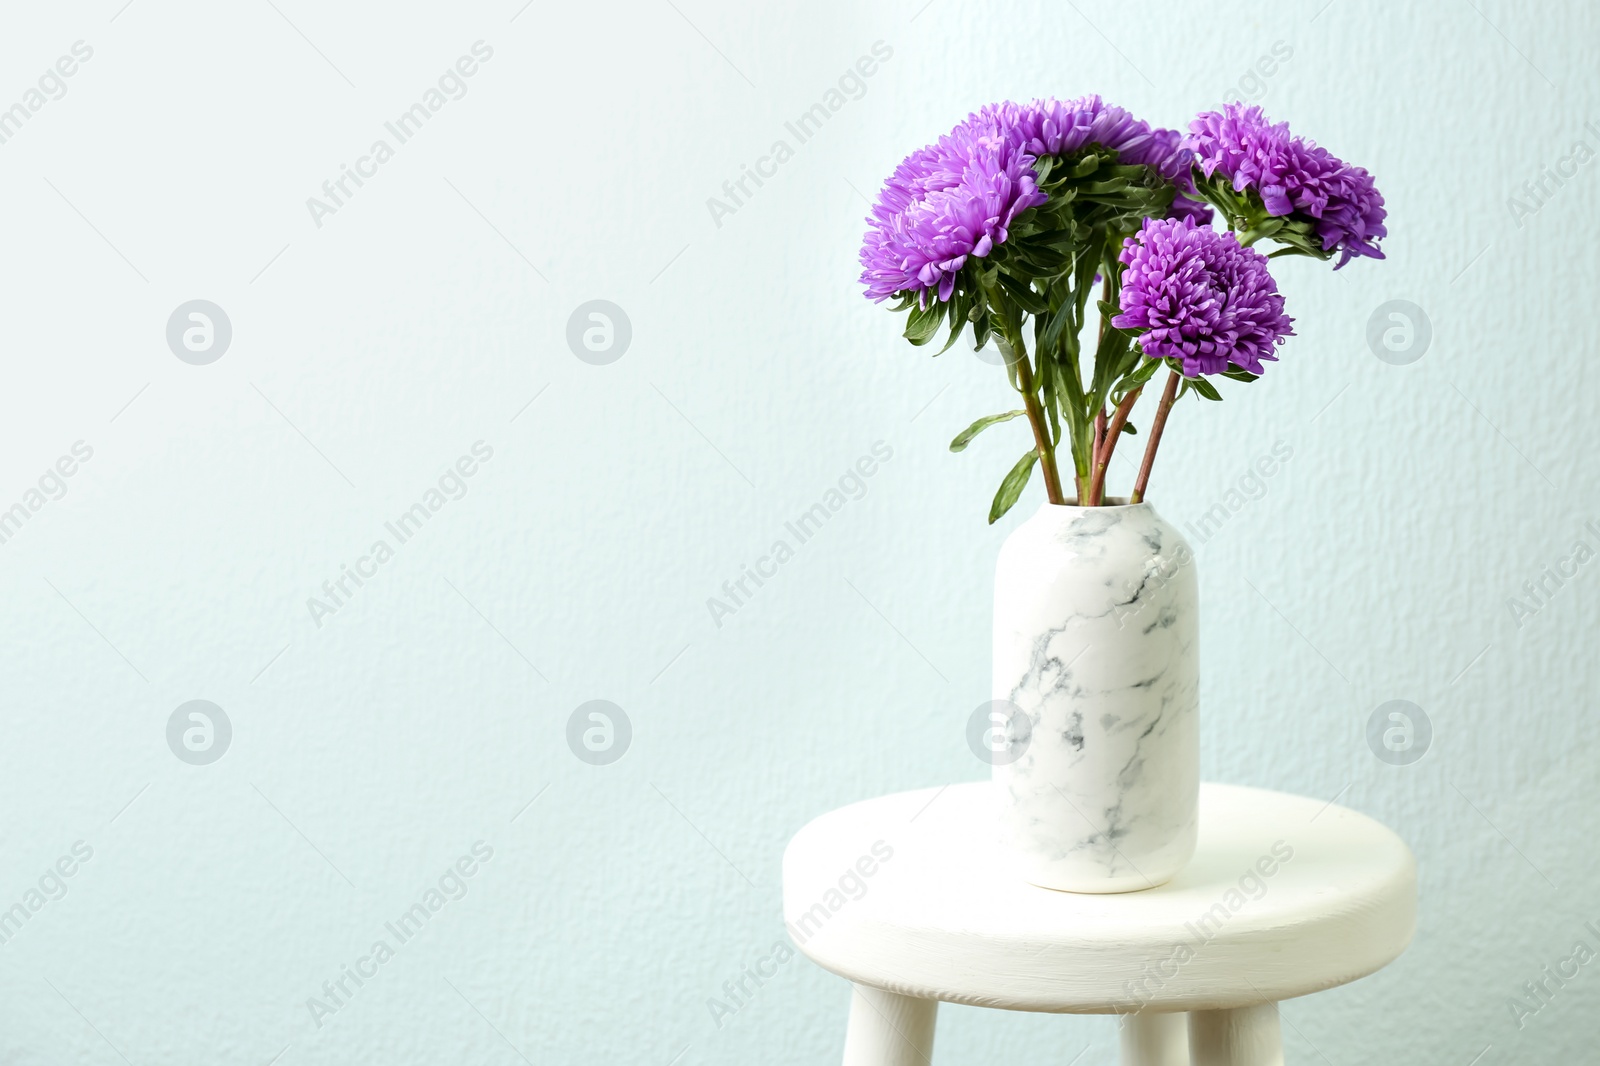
[1131,370,1181,504]
[1089,387,1142,506]
[1093,406,1107,465]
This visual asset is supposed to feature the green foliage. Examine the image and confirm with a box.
[1116,352,1163,399]
[1189,171,1332,261]
[950,410,1025,452]
[903,300,946,345]
[988,450,1039,524]
[878,149,1286,519]
[1175,362,1259,403]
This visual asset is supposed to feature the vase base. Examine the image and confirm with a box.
[1020,870,1180,894]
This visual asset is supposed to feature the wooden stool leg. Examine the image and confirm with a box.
[1119,1011,1189,1065]
[841,984,936,1066]
[1188,1002,1283,1066]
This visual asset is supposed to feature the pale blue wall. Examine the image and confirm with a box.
[1,1,1595,1062]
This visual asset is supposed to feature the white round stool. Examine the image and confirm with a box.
[782,782,1415,1066]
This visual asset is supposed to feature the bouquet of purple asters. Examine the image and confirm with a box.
[860,98,1385,520]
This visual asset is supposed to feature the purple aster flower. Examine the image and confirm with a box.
[1185,103,1386,267]
[859,96,1208,305]
[1113,215,1293,377]
[859,118,1045,305]
[992,96,1189,181]
[998,96,1212,225]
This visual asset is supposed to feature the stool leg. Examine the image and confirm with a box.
[1188,1002,1283,1066]
[1119,1011,1189,1065]
[841,984,936,1066]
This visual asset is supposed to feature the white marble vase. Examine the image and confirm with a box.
[991,500,1199,892]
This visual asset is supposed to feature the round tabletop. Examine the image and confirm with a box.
[782,782,1416,1014]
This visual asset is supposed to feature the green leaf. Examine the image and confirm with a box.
[1090,313,1134,402]
[1039,305,1073,352]
[995,273,1049,315]
[903,300,946,345]
[1120,421,1138,435]
[1081,178,1131,196]
[950,410,1026,452]
[934,319,966,355]
[1020,228,1077,250]
[996,337,1021,390]
[1188,376,1223,401]
[934,286,972,355]
[988,450,1040,525]
[1116,356,1161,395]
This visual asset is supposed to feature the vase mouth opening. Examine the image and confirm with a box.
[1045,497,1146,510]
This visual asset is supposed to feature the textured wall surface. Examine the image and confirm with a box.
[1,1,1596,1063]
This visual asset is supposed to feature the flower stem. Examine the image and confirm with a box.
[1089,387,1142,506]
[1074,412,1095,505]
[1131,370,1181,504]
[1009,337,1065,506]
